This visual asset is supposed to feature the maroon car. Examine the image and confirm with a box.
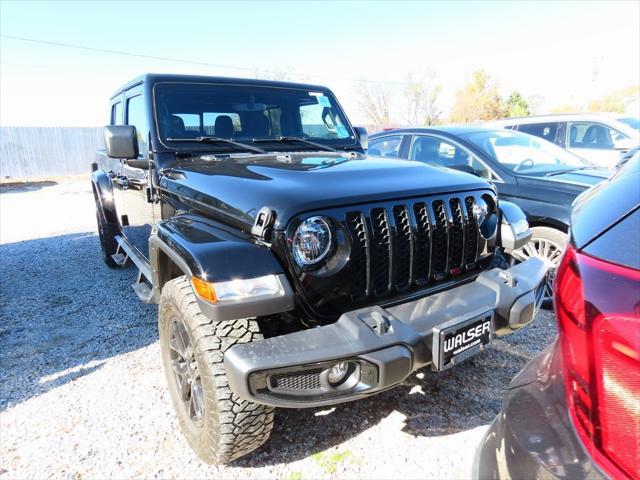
[475,152,639,479]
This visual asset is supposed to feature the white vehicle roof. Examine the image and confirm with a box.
[487,113,639,138]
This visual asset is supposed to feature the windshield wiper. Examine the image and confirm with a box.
[166,136,266,154]
[252,136,336,152]
[544,166,589,177]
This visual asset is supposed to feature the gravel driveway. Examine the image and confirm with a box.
[0,180,557,479]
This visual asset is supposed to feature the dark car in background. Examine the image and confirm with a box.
[369,127,611,304]
[474,151,640,480]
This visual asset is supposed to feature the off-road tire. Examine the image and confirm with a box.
[158,276,275,464]
[95,208,118,268]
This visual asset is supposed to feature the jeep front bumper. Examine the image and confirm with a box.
[224,257,547,408]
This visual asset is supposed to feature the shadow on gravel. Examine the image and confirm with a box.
[235,317,556,467]
[0,232,157,411]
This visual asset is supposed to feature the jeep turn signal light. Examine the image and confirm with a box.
[191,277,218,303]
[191,275,283,304]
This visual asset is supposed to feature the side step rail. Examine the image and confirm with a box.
[114,235,156,304]
[132,269,154,303]
[111,243,129,267]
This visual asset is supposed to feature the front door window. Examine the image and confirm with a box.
[409,136,493,179]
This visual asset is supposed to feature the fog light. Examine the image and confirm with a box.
[327,362,349,385]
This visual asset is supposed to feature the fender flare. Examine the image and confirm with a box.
[149,214,294,319]
[514,200,570,232]
[91,168,120,227]
[526,214,569,232]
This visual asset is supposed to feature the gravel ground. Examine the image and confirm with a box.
[0,180,557,479]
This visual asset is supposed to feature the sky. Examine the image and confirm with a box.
[1,0,639,126]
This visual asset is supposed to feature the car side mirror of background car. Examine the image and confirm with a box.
[103,125,139,160]
[499,201,532,252]
[613,137,637,152]
[449,164,477,175]
[354,126,368,150]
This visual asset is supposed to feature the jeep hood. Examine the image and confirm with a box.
[159,153,491,230]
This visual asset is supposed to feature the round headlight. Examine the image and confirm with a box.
[474,195,498,239]
[292,216,333,266]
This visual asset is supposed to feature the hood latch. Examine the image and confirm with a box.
[252,207,276,240]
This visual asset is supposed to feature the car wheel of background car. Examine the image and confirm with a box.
[158,276,275,464]
[509,226,567,309]
[95,208,119,268]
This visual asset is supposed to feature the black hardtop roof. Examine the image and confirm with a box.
[110,73,332,100]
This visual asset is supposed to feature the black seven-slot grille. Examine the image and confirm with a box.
[345,194,481,300]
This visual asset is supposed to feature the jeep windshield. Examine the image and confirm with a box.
[154,82,358,152]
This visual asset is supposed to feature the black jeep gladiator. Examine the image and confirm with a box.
[92,74,547,463]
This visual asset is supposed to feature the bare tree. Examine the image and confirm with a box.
[356,81,392,128]
[403,75,423,126]
[423,84,443,126]
[526,94,544,115]
[403,72,443,126]
[252,67,292,82]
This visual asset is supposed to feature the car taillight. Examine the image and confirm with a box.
[555,245,640,480]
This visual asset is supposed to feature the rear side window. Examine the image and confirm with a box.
[368,135,403,158]
[111,102,123,125]
[126,95,148,155]
[518,122,560,144]
[568,122,619,149]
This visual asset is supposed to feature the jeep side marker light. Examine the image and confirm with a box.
[192,275,284,303]
[192,277,218,303]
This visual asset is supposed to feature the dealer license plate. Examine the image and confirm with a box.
[432,311,494,371]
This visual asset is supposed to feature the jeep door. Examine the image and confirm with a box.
[112,88,155,259]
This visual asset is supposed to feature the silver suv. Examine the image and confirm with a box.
[489,113,639,168]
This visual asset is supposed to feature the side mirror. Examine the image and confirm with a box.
[614,137,637,152]
[354,126,368,150]
[499,201,532,251]
[104,125,139,159]
[449,164,477,175]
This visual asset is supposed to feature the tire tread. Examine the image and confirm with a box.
[159,276,274,464]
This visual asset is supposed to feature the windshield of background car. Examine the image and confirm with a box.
[463,130,588,174]
[154,82,357,151]
[616,116,640,131]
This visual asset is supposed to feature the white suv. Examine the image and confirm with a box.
[488,113,639,168]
